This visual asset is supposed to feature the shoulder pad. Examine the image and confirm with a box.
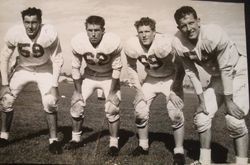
[37,24,58,48]
[151,34,173,58]
[123,36,141,59]
[98,32,122,54]
[200,24,225,49]
[4,25,25,48]
[71,32,91,55]
[172,32,192,57]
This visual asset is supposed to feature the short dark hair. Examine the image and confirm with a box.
[85,15,105,29]
[174,6,198,24]
[21,7,42,22]
[134,17,156,31]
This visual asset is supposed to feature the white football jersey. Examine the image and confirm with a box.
[71,32,122,77]
[4,24,60,68]
[124,33,175,78]
[172,24,244,95]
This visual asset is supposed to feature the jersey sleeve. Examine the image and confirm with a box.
[153,34,173,59]
[172,37,203,95]
[1,26,20,85]
[123,37,140,59]
[111,50,122,79]
[104,33,123,79]
[49,37,64,87]
[38,24,58,48]
[71,35,83,80]
[203,24,236,95]
[4,25,21,49]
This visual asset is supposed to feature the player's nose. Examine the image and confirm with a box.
[187,25,192,31]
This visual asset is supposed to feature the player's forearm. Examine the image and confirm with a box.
[73,78,82,93]
[0,46,13,85]
[185,69,203,95]
[197,93,206,104]
[52,55,63,87]
[50,40,64,87]
[127,65,143,92]
[221,71,233,95]
[109,78,120,94]
[108,68,121,94]
[172,60,185,94]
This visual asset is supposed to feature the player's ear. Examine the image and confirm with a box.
[197,18,201,27]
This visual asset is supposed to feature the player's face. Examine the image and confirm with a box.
[23,15,41,39]
[86,23,105,47]
[177,14,200,41]
[137,25,156,47]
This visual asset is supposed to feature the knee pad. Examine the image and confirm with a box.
[194,113,212,133]
[168,109,184,129]
[43,94,58,113]
[134,100,149,127]
[105,95,120,122]
[0,92,15,112]
[70,99,85,118]
[225,114,248,138]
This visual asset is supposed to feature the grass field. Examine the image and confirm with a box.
[0,82,249,164]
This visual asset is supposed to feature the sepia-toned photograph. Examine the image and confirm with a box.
[0,0,249,164]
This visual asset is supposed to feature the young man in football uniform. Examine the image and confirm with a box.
[65,15,122,157]
[0,7,63,154]
[124,17,185,165]
[172,6,249,165]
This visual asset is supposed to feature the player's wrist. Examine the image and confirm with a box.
[224,94,233,101]
[170,91,176,95]
[1,84,9,87]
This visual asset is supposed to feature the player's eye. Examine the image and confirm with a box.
[189,22,195,26]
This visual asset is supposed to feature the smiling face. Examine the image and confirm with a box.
[177,14,200,42]
[137,25,156,47]
[86,23,105,47]
[23,15,41,39]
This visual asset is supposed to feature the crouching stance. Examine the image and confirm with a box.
[172,6,249,165]
[124,17,185,165]
[65,15,122,157]
[0,7,63,154]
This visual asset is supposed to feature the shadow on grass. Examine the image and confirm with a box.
[184,139,228,163]
[148,132,228,163]
[11,129,49,144]
[60,127,134,150]
[10,126,93,145]
[149,132,175,152]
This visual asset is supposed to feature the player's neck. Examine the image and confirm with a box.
[140,42,152,52]
[189,38,198,45]
[91,42,100,48]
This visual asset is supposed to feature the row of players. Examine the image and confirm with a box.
[0,6,248,165]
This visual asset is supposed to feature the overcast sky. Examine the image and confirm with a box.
[0,0,246,76]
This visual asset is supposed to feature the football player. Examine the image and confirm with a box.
[124,17,185,165]
[65,15,122,157]
[172,6,249,165]
[0,7,63,154]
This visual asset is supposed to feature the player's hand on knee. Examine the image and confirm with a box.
[107,92,120,107]
[225,100,244,119]
[71,91,84,105]
[169,92,184,109]
[0,85,11,99]
[46,87,59,103]
[195,102,209,116]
